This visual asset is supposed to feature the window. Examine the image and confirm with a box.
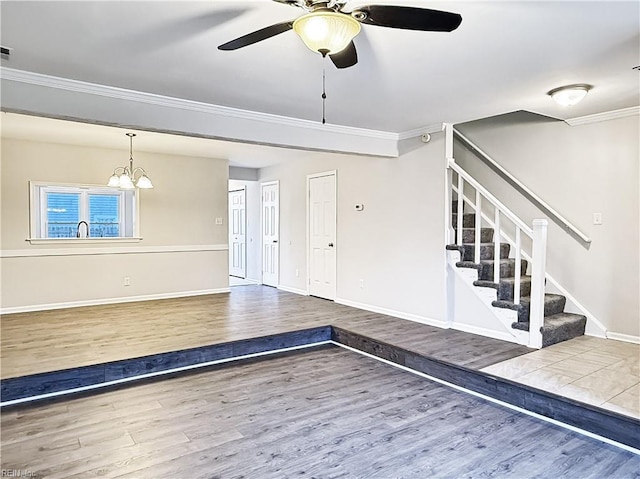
[30,183,138,241]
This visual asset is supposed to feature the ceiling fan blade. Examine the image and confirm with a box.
[330,41,358,69]
[353,5,462,32]
[218,21,293,50]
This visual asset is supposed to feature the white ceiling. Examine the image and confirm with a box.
[0,1,638,161]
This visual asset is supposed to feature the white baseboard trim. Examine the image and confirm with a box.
[335,297,448,329]
[278,285,309,296]
[0,288,231,315]
[606,332,640,344]
[451,322,521,345]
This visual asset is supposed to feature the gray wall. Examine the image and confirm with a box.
[455,111,639,338]
[259,135,447,324]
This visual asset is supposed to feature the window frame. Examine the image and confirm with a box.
[28,181,142,244]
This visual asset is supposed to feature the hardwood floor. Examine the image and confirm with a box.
[1,286,530,379]
[2,346,638,479]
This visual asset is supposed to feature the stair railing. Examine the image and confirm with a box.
[445,125,546,348]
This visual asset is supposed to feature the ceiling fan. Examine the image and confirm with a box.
[218,0,462,69]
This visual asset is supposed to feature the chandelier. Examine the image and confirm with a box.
[107,133,153,189]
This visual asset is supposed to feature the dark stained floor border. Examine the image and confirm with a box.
[1,324,638,451]
[331,327,640,451]
[0,326,332,404]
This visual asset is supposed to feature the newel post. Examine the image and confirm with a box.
[444,123,455,244]
[529,219,548,349]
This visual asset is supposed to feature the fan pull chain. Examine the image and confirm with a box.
[322,64,327,125]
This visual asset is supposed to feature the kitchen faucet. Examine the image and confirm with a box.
[76,221,89,238]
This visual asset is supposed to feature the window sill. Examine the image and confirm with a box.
[26,237,143,245]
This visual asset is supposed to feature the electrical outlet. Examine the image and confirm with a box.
[593,212,603,225]
[215,217,223,225]
[295,269,299,277]
[123,276,131,286]
[359,279,364,288]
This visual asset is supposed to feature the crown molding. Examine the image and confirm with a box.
[0,67,398,141]
[565,106,639,126]
[397,123,444,140]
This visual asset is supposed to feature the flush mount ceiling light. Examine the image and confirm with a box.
[547,84,592,107]
[107,133,153,189]
[293,9,361,56]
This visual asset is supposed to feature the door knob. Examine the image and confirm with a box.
[273,240,278,243]
[328,243,334,247]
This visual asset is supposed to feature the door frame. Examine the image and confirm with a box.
[260,180,279,287]
[306,170,337,298]
[228,186,246,279]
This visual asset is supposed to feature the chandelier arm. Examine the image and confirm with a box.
[131,167,148,181]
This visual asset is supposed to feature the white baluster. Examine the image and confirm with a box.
[529,219,548,349]
[446,167,454,244]
[457,175,464,246]
[474,190,481,263]
[494,208,500,283]
[514,227,521,304]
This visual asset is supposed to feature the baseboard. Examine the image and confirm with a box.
[277,285,309,296]
[0,288,231,315]
[451,322,521,344]
[606,332,640,344]
[334,297,447,329]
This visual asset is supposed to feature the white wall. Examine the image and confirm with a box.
[455,112,639,338]
[228,179,261,283]
[259,134,447,324]
[1,138,229,311]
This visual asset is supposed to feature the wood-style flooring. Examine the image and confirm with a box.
[1,286,530,379]
[2,346,638,479]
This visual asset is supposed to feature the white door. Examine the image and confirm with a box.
[228,189,246,278]
[261,182,279,287]
[308,172,336,300]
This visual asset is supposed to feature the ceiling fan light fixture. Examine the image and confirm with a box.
[547,84,592,106]
[293,10,361,55]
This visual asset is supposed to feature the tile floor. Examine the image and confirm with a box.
[481,335,640,418]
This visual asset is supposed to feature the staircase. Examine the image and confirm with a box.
[446,202,586,348]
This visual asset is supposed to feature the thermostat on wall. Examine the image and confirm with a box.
[355,204,364,211]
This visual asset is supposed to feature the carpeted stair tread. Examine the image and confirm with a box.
[448,200,585,347]
[452,213,476,228]
[455,258,528,282]
[455,227,494,243]
[474,276,533,301]
[447,243,510,261]
[493,294,566,322]
[511,313,587,347]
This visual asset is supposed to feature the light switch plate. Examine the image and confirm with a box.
[593,213,602,225]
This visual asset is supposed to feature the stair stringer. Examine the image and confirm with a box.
[447,249,530,345]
